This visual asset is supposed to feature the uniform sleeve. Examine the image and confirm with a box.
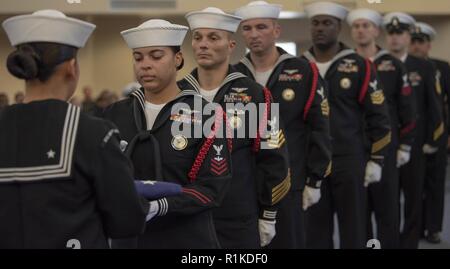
[91,121,148,239]
[424,61,444,146]
[359,59,392,164]
[396,61,417,147]
[155,106,232,216]
[442,63,450,132]
[303,62,332,188]
[254,87,291,221]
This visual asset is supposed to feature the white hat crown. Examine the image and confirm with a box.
[2,9,96,48]
[383,12,416,27]
[33,10,67,18]
[121,19,188,49]
[414,22,437,40]
[235,1,282,21]
[346,8,382,27]
[186,7,242,33]
[304,1,349,20]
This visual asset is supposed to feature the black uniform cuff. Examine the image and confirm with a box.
[399,144,412,152]
[306,176,322,189]
[370,155,384,167]
[259,207,277,221]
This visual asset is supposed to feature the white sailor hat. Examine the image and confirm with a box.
[383,12,416,32]
[346,8,382,27]
[121,19,188,49]
[304,2,349,21]
[412,22,436,41]
[2,9,95,48]
[185,7,242,33]
[235,1,282,21]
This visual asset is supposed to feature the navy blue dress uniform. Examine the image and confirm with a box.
[383,13,445,249]
[122,90,232,249]
[178,65,291,249]
[0,101,148,249]
[183,7,290,249]
[302,1,391,251]
[235,47,331,249]
[303,2,392,248]
[104,89,233,249]
[425,57,450,239]
[412,22,450,241]
[0,10,148,249]
[369,48,416,248]
[103,19,232,249]
[347,7,417,249]
[302,42,391,249]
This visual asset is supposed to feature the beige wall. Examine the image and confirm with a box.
[1,12,450,101]
[1,0,450,15]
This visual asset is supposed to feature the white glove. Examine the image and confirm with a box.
[364,161,382,187]
[119,140,128,152]
[396,149,411,168]
[302,186,321,211]
[258,219,276,247]
[423,144,438,154]
[146,201,159,222]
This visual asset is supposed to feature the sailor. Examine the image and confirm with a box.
[347,8,417,249]
[103,19,232,248]
[0,10,148,248]
[233,1,332,249]
[302,2,392,249]
[409,21,449,244]
[383,12,444,249]
[179,7,290,248]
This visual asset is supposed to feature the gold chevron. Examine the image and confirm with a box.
[321,99,330,116]
[272,179,290,204]
[267,130,286,149]
[434,122,444,141]
[324,161,332,177]
[436,75,442,95]
[371,132,391,154]
[272,170,291,204]
[272,169,290,193]
[436,82,442,95]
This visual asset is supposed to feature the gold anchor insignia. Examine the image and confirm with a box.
[171,135,188,151]
[282,88,295,101]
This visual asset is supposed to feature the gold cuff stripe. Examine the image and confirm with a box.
[434,122,444,141]
[324,161,332,177]
[371,131,391,154]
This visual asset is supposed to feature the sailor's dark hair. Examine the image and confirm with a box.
[169,46,184,71]
[7,42,78,82]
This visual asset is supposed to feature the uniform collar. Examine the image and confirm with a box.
[373,47,391,62]
[182,65,247,93]
[130,87,199,114]
[303,43,354,63]
[303,43,355,77]
[130,87,200,131]
[239,46,296,80]
[400,53,408,63]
